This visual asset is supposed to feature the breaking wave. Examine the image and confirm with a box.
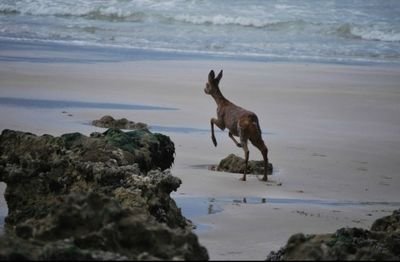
[172,14,282,28]
[0,2,146,21]
[337,24,400,43]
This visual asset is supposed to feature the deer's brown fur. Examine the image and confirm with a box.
[204,69,269,181]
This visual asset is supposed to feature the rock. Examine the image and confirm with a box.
[0,128,208,260]
[0,127,174,174]
[92,115,148,130]
[371,209,400,233]
[266,209,400,261]
[0,192,208,261]
[213,154,273,175]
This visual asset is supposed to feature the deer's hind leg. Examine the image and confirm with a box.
[240,137,249,181]
[238,125,249,181]
[250,135,269,181]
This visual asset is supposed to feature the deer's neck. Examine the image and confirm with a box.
[212,90,229,106]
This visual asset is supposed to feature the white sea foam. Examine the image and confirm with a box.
[336,23,400,43]
[173,14,276,28]
[351,26,400,43]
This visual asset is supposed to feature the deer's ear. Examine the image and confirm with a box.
[216,70,223,83]
[208,70,215,81]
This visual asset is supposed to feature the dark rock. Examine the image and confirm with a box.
[213,153,273,175]
[0,128,208,260]
[1,192,207,260]
[0,128,176,226]
[92,115,148,130]
[266,209,400,261]
[371,209,400,233]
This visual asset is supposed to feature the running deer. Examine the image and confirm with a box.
[204,69,269,181]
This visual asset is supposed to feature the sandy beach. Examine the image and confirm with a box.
[1,57,400,260]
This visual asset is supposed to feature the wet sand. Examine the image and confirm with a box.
[1,59,400,260]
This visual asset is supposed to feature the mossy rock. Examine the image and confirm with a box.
[267,209,400,261]
[215,153,273,175]
[0,129,207,260]
[92,115,148,130]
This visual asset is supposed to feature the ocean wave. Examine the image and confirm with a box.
[0,2,302,29]
[351,28,400,42]
[171,14,307,29]
[337,24,400,42]
[0,1,145,21]
[82,9,146,22]
[173,14,270,28]
[0,4,17,15]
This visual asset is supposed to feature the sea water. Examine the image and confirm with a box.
[1,0,400,65]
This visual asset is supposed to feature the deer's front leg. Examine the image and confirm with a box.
[210,118,224,147]
[229,132,242,148]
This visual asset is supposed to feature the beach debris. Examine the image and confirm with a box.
[266,209,400,261]
[0,128,208,260]
[92,115,148,130]
[210,153,273,176]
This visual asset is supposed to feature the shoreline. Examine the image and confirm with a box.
[2,37,400,68]
[1,43,400,259]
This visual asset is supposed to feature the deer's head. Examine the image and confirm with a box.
[204,70,223,95]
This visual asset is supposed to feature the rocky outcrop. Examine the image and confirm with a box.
[92,115,148,130]
[211,153,273,175]
[0,129,208,260]
[266,209,400,261]
[0,191,207,260]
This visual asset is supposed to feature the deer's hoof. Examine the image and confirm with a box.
[262,176,268,182]
[239,177,246,181]
[236,143,242,148]
[212,137,217,147]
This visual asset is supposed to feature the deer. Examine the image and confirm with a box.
[204,69,269,182]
